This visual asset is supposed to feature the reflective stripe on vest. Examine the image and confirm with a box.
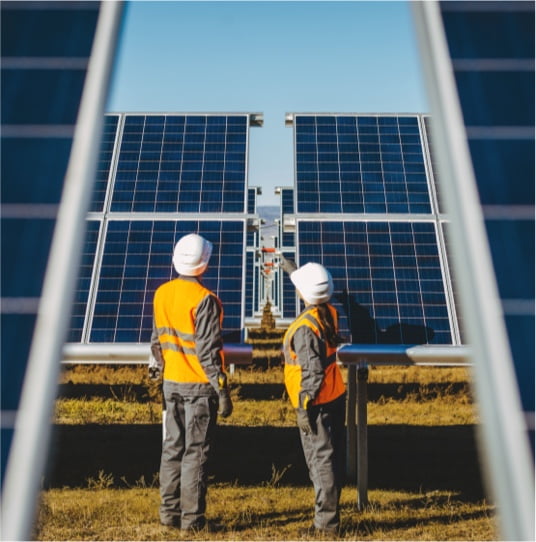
[283,304,345,408]
[154,277,221,384]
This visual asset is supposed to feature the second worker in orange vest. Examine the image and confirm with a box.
[281,259,346,536]
[151,233,232,532]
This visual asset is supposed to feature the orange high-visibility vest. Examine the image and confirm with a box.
[283,304,345,409]
[154,277,223,384]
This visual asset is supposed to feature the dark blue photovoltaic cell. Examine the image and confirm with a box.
[245,251,255,317]
[111,114,248,213]
[280,188,295,247]
[298,221,452,345]
[67,221,101,342]
[1,218,56,298]
[442,223,465,344]
[2,69,87,125]
[1,138,73,204]
[1,6,99,57]
[248,188,256,213]
[454,70,534,128]
[423,116,445,213]
[90,220,245,343]
[441,1,535,413]
[91,115,119,212]
[468,138,535,205]
[282,187,294,214]
[441,7,534,59]
[295,115,431,214]
[281,250,297,319]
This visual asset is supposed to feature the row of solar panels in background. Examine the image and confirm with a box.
[71,219,248,345]
[293,114,437,214]
[279,114,458,345]
[92,114,252,213]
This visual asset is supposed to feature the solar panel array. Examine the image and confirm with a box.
[70,113,259,345]
[295,115,431,214]
[111,114,248,213]
[439,1,534,413]
[290,114,457,345]
[1,1,102,480]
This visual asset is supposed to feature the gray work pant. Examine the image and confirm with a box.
[299,394,346,532]
[160,381,218,529]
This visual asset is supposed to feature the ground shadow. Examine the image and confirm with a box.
[44,424,484,499]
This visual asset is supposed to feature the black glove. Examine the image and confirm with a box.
[148,366,161,381]
[279,255,297,275]
[218,388,233,418]
[296,408,313,435]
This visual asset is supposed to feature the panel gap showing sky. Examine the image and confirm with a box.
[297,220,452,345]
[295,114,431,214]
[111,114,248,213]
[89,220,245,343]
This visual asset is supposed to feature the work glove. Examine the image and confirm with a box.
[279,255,297,275]
[218,388,233,418]
[296,391,314,435]
[296,408,313,435]
[217,372,233,418]
[147,352,162,381]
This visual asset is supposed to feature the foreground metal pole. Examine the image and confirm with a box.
[357,364,369,510]
[345,365,357,480]
[0,4,123,540]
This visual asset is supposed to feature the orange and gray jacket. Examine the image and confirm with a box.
[151,275,224,396]
[283,303,345,409]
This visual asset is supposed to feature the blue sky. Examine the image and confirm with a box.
[107,1,428,206]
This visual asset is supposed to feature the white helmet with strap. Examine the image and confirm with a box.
[290,262,334,305]
[173,233,213,276]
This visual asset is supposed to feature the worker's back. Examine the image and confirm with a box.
[154,276,214,384]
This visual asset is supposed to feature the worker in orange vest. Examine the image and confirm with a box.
[281,258,346,536]
[150,233,232,531]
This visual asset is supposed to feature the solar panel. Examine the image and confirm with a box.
[280,187,295,248]
[1,0,102,481]
[68,113,262,344]
[440,0,535,414]
[67,220,101,342]
[289,113,457,344]
[89,219,246,343]
[91,114,119,212]
[295,115,431,214]
[297,220,452,344]
[111,114,249,213]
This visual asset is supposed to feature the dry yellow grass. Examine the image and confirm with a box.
[35,485,496,541]
[38,363,494,541]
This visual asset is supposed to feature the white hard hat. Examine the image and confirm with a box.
[172,233,213,276]
[290,262,334,305]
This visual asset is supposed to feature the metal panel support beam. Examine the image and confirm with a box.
[340,343,471,509]
[62,343,253,366]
